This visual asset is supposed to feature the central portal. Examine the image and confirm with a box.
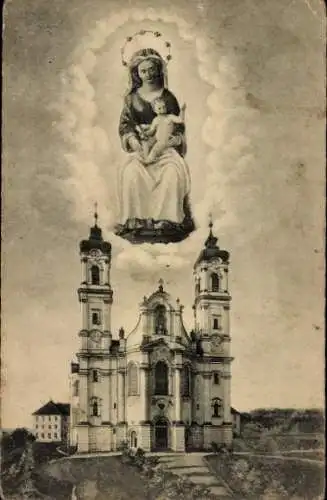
[154,418,169,450]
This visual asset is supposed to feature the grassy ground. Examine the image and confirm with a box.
[206,453,325,499]
[40,453,215,499]
[37,456,151,499]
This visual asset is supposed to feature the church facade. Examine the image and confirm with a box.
[70,219,233,453]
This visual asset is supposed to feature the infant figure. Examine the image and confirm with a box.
[141,98,186,165]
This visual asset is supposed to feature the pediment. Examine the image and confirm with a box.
[144,290,175,311]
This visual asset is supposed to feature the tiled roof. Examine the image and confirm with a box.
[32,400,70,416]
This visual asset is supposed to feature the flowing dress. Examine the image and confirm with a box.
[118,88,191,225]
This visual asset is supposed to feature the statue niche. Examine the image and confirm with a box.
[154,304,167,335]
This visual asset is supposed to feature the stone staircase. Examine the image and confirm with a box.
[157,452,233,498]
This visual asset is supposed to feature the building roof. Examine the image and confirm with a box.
[194,222,229,268]
[32,400,70,416]
[79,210,111,255]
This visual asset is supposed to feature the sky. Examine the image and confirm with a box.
[2,0,325,429]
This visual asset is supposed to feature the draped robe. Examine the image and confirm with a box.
[118,88,191,225]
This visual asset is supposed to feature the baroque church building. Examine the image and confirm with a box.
[70,218,233,452]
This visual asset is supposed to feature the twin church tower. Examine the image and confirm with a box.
[70,215,233,452]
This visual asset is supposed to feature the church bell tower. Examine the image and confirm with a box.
[193,219,233,447]
[71,207,114,451]
[77,208,113,347]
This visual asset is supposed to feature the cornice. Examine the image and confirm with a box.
[194,293,231,307]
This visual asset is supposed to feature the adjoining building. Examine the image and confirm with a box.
[32,400,70,445]
[70,216,234,453]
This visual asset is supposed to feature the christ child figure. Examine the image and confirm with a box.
[141,98,186,165]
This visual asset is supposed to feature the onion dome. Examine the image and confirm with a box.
[194,219,229,268]
[79,204,111,255]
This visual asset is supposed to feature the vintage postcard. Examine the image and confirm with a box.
[1,0,325,499]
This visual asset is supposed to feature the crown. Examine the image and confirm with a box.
[121,30,172,67]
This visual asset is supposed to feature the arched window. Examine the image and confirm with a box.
[182,365,191,397]
[128,363,138,396]
[92,370,99,383]
[212,398,223,418]
[91,265,100,285]
[195,279,200,295]
[213,372,220,385]
[92,400,99,417]
[213,318,219,330]
[155,361,169,395]
[130,431,137,448]
[211,273,219,292]
[155,305,167,335]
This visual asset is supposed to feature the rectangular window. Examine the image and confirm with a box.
[35,433,38,438]
[49,425,52,429]
[213,373,220,385]
[55,416,58,421]
[54,433,58,439]
[92,370,99,383]
[36,424,38,429]
[213,317,221,330]
[54,425,58,429]
[48,416,51,421]
[41,433,44,438]
[91,309,101,325]
[48,433,51,439]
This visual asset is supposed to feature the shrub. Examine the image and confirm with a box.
[118,440,129,451]
[256,435,280,455]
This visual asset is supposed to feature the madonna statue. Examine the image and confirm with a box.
[115,36,195,244]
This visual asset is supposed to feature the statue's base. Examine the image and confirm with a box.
[114,218,195,245]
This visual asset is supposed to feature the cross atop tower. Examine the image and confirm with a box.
[94,202,98,227]
[158,278,164,292]
[208,211,213,229]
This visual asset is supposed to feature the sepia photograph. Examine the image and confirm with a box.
[1,0,325,498]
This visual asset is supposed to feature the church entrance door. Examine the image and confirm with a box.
[154,418,168,450]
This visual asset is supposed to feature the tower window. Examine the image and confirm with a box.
[182,365,191,397]
[211,273,220,292]
[92,400,99,417]
[212,398,223,418]
[92,310,101,325]
[213,317,220,330]
[127,363,138,396]
[213,373,220,385]
[92,370,99,382]
[154,361,169,395]
[91,265,100,285]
